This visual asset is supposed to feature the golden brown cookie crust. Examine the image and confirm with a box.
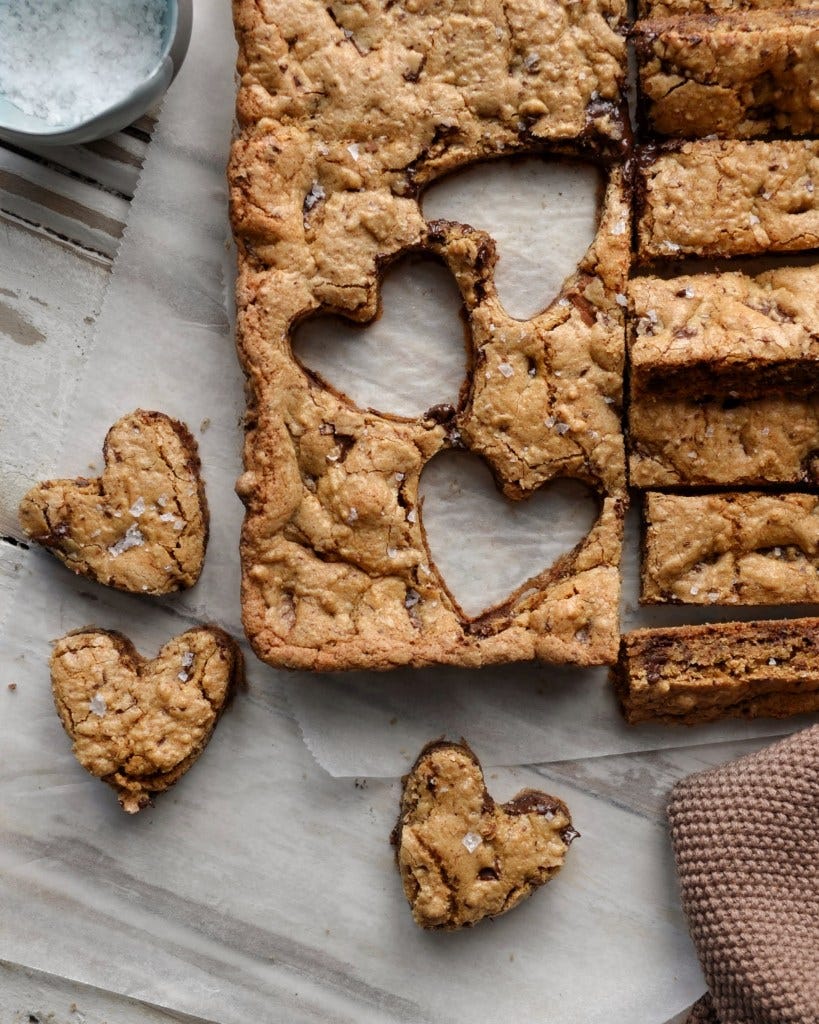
[634,11,819,139]
[230,2,632,671]
[393,739,575,929]
[613,618,819,725]
[19,410,208,595]
[641,493,819,605]
[636,140,819,261]
[51,626,243,813]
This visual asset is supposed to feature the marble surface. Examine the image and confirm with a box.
[0,4,814,1023]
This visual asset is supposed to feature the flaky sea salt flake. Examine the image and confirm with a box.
[89,693,107,717]
[462,831,482,853]
[304,181,326,211]
[108,523,144,557]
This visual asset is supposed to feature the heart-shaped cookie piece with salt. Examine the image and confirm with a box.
[51,626,242,813]
[19,410,207,594]
[393,740,577,930]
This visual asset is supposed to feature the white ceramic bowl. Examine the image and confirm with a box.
[0,0,192,147]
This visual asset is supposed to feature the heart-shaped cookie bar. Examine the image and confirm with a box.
[393,740,577,930]
[51,626,242,813]
[19,410,208,594]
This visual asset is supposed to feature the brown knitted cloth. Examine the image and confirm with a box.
[668,727,819,1024]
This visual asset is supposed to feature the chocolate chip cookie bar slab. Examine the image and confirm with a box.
[636,140,819,261]
[614,618,819,724]
[628,266,819,401]
[629,394,819,487]
[230,1,633,671]
[641,492,819,605]
[634,11,819,138]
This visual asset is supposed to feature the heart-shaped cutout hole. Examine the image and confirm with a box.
[422,157,602,321]
[51,626,243,813]
[18,409,208,595]
[394,739,575,929]
[419,450,599,618]
[293,253,467,419]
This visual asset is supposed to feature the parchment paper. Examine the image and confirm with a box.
[0,4,816,1020]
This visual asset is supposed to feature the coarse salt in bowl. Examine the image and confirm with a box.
[0,0,192,146]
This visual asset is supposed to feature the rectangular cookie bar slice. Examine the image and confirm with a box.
[614,618,819,724]
[628,266,819,401]
[636,140,819,261]
[633,11,819,138]
[641,492,819,605]
[629,394,819,487]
